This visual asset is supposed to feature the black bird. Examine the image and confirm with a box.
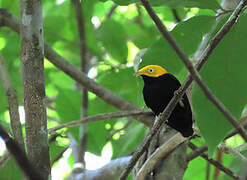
[135,65,193,137]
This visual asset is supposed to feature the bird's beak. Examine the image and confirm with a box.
[134,71,143,76]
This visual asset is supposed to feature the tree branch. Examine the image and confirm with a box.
[48,110,152,134]
[120,0,247,178]
[71,0,88,166]
[0,52,25,151]
[0,9,153,127]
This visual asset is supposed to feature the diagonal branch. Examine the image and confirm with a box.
[0,9,153,127]
[120,0,247,178]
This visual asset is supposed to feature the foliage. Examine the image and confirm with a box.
[193,14,247,156]
[0,0,246,179]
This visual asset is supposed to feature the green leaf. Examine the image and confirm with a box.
[83,0,103,56]
[44,16,65,43]
[97,20,128,63]
[142,16,215,81]
[55,88,81,141]
[192,14,247,156]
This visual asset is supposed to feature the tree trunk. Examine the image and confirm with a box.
[19,0,51,178]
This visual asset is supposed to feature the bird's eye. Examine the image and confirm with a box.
[148,68,154,73]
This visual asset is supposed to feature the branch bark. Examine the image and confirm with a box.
[19,0,50,178]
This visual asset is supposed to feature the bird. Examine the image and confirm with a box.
[135,65,193,137]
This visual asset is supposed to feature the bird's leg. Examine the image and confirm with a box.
[174,90,185,108]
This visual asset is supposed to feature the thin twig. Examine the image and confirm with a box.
[136,133,187,180]
[141,0,247,141]
[48,110,152,134]
[171,9,181,23]
[189,143,240,180]
[120,0,247,178]
[106,4,117,19]
[0,124,44,180]
[71,0,88,166]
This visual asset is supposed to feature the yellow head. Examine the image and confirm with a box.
[135,65,168,77]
